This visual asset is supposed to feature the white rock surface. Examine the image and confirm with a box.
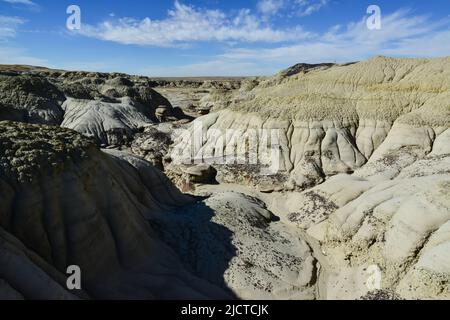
[171,57,450,299]
[61,97,154,146]
[172,56,450,190]
[299,126,450,299]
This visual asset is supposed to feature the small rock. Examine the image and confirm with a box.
[183,164,217,184]
[155,105,172,122]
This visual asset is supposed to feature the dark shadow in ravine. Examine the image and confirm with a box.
[147,198,239,299]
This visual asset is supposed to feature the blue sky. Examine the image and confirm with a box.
[0,0,449,76]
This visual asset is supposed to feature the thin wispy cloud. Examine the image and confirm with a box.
[0,14,46,66]
[175,9,450,76]
[1,1,448,77]
[257,0,285,16]
[256,0,328,17]
[78,1,313,47]
[0,15,25,40]
[295,0,329,17]
[71,2,450,76]
[2,0,36,6]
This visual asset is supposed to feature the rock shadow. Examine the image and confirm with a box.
[148,199,239,299]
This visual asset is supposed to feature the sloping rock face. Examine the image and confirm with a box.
[172,56,450,190]
[169,56,450,299]
[277,63,336,78]
[60,97,155,146]
[266,125,450,299]
[152,191,316,299]
[0,74,65,125]
[0,71,177,146]
[0,121,317,299]
[298,127,450,299]
[0,225,81,300]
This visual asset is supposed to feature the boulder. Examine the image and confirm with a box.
[155,105,172,122]
[183,164,217,184]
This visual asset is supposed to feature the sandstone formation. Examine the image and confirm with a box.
[171,56,450,299]
[300,127,450,299]
[0,68,218,147]
[172,56,450,190]
[0,56,449,300]
[0,121,316,299]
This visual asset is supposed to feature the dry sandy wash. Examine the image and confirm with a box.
[0,56,449,300]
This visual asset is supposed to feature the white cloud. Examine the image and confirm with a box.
[294,0,328,17]
[87,7,450,77]
[219,9,450,68]
[382,29,450,57]
[159,9,450,77]
[257,0,285,16]
[0,14,47,66]
[2,0,36,6]
[78,1,313,47]
[256,0,328,17]
[0,15,25,40]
